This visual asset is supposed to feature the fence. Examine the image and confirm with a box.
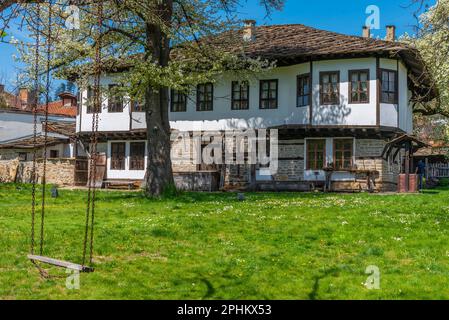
[428,163,449,178]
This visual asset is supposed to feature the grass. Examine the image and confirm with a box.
[1,183,449,300]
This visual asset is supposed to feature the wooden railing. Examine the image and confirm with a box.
[428,163,449,178]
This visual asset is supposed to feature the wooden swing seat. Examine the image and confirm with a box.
[28,255,94,273]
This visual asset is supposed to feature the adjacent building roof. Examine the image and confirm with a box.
[0,90,77,117]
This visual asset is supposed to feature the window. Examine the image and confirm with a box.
[111,142,126,170]
[86,87,101,114]
[349,70,369,103]
[49,150,59,159]
[259,79,278,109]
[130,142,145,170]
[231,81,249,110]
[320,72,340,105]
[306,139,326,170]
[108,84,124,113]
[171,89,187,112]
[380,69,398,104]
[297,74,310,107]
[334,139,353,170]
[131,98,144,112]
[196,83,213,111]
[18,152,27,161]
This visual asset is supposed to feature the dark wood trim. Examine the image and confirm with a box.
[348,69,370,104]
[129,96,132,131]
[171,89,188,112]
[196,83,214,111]
[309,60,313,126]
[231,81,250,110]
[278,156,304,161]
[306,138,326,170]
[296,73,310,107]
[333,138,354,170]
[379,68,399,105]
[376,57,380,126]
[259,79,279,109]
[319,71,340,105]
[397,59,400,128]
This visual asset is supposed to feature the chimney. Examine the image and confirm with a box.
[243,20,256,42]
[362,26,371,38]
[18,87,29,108]
[386,25,396,42]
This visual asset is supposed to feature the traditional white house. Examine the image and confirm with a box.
[75,23,435,191]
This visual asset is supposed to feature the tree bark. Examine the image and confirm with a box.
[143,1,174,197]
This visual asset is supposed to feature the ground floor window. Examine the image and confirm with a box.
[306,139,326,170]
[130,142,145,170]
[49,150,59,159]
[334,139,353,170]
[111,142,126,170]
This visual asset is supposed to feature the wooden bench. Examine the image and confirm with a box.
[104,180,140,190]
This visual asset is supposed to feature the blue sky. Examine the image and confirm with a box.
[0,0,434,93]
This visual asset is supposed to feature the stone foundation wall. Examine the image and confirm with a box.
[0,158,75,185]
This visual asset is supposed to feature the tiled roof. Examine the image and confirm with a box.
[0,135,69,149]
[224,24,412,61]
[37,100,77,117]
[43,120,76,137]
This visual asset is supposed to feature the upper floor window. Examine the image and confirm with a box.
[297,74,310,107]
[108,84,124,113]
[171,89,187,112]
[231,81,249,110]
[306,139,326,170]
[334,139,353,170]
[320,71,340,105]
[380,69,398,104]
[86,87,101,114]
[349,70,369,103]
[196,83,213,111]
[131,99,144,112]
[259,79,278,109]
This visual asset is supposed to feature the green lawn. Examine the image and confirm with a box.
[1,183,448,300]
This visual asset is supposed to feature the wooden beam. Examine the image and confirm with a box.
[28,255,94,273]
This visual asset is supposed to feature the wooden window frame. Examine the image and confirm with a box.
[259,79,279,109]
[110,142,126,171]
[18,152,27,161]
[306,139,326,170]
[129,142,145,171]
[297,73,311,107]
[319,71,340,105]
[107,84,124,113]
[171,89,187,112]
[131,99,144,112]
[49,150,59,159]
[333,139,354,171]
[196,83,214,111]
[380,69,398,104]
[348,69,370,104]
[86,87,101,114]
[231,81,250,110]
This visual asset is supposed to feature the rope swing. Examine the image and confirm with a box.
[28,1,104,276]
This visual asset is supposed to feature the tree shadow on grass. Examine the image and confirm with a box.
[308,267,340,300]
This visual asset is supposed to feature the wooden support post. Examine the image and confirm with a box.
[404,142,410,192]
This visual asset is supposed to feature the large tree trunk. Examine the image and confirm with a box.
[143,1,174,197]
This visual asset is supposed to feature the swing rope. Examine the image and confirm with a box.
[82,0,103,268]
[29,1,104,275]
[30,2,41,257]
